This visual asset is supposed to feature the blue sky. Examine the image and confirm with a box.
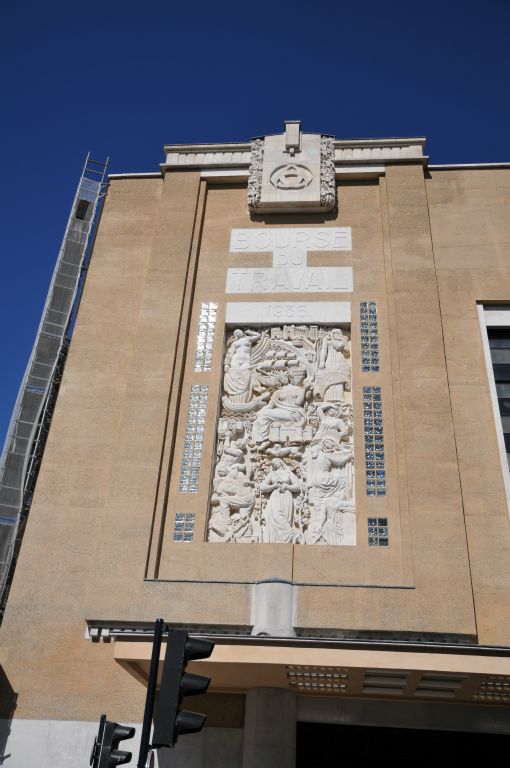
[1,0,509,446]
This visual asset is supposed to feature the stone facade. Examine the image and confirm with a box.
[1,123,510,767]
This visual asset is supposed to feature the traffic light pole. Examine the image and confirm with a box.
[137,617,164,768]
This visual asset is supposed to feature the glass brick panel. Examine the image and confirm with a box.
[367,517,389,547]
[360,301,380,372]
[193,302,217,372]
[179,385,208,493]
[363,386,386,496]
[173,512,196,541]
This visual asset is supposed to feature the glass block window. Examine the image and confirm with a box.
[287,666,349,693]
[173,512,196,542]
[194,302,217,372]
[368,517,388,546]
[179,385,208,493]
[363,386,386,496]
[360,301,379,372]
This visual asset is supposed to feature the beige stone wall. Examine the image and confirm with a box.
[0,174,250,720]
[426,167,510,645]
[2,163,510,721]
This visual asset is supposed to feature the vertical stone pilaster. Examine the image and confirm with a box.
[144,171,205,576]
[384,164,475,631]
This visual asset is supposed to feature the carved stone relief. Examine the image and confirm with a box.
[270,164,313,191]
[247,123,337,213]
[320,136,336,209]
[247,138,264,209]
[207,325,355,545]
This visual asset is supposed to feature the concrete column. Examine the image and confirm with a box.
[242,688,296,768]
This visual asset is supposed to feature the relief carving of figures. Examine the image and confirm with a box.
[222,329,272,413]
[223,329,261,404]
[314,328,350,402]
[313,402,352,445]
[209,466,255,543]
[260,459,301,544]
[207,324,355,546]
[306,439,355,545]
[252,371,310,446]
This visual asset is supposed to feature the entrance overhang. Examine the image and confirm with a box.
[113,637,510,707]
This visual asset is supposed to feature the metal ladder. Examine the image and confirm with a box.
[0,153,109,612]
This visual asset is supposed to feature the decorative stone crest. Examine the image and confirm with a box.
[207,325,355,545]
[247,122,337,214]
[270,164,313,191]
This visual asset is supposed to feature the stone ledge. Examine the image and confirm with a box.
[162,137,427,171]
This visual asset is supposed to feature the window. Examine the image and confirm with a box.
[368,517,388,546]
[478,305,510,515]
[487,328,510,469]
[75,199,89,220]
[173,512,195,542]
[363,386,386,496]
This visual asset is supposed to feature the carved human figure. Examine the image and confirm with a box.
[208,467,232,542]
[309,438,353,505]
[229,508,253,541]
[315,329,350,402]
[307,497,355,545]
[252,375,308,444]
[209,466,255,542]
[313,402,350,444]
[216,435,248,478]
[224,329,261,404]
[260,459,301,544]
[307,439,354,544]
[307,498,341,545]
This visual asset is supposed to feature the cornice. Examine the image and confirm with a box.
[428,162,510,170]
[162,136,428,173]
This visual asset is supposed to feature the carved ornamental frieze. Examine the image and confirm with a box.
[247,121,337,214]
[207,325,355,545]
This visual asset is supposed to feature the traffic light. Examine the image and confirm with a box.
[152,629,214,748]
[90,714,135,768]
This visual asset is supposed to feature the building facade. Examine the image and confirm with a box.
[1,122,510,766]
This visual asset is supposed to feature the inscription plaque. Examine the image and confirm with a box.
[226,267,353,294]
[230,228,352,253]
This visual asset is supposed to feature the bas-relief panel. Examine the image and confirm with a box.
[206,325,355,546]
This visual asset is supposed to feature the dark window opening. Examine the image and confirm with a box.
[488,328,510,469]
[75,199,89,220]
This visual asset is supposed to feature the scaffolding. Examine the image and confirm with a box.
[0,154,109,610]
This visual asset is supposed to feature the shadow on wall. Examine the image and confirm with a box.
[0,666,17,765]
